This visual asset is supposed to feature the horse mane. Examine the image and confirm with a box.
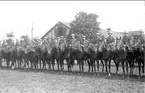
[116,38,125,50]
[97,40,106,52]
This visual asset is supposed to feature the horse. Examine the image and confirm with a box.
[34,45,42,69]
[100,40,112,75]
[0,47,5,68]
[131,39,144,77]
[76,44,84,72]
[63,44,73,71]
[25,45,35,69]
[87,43,97,73]
[115,37,128,77]
[16,46,26,68]
[40,43,51,70]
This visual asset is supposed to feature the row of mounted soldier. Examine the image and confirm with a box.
[0,31,144,78]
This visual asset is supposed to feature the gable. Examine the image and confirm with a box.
[41,21,71,39]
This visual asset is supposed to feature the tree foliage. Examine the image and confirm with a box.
[20,35,30,47]
[6,31,15,46]
[70,11,101,40]
[20,35,29,42]
[6,31,14,39]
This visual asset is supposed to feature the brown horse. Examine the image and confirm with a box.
[99,40,111,75]
[115,37,128,76]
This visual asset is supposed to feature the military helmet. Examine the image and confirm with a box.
[140,31,144,35]
[82,35,86,38]
[96,33,100,35]
[108,31,113,35]
[124,31,128,34]
[71,34,75,36]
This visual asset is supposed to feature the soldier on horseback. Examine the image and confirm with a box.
[122,31,130,47]
[139,31,145,47]
[106,31,115,50]
[70,34,77,48]
[93,33,102,49]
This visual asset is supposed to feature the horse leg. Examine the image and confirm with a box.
[42,60,44,70]
[108,60,111,76]
[82,60,84,72]
[128,60,132,75]
[115,60,119,75]
[138,61,141,78]
[20,59,22,68]
[6,59,10,68]
[67,59,70,71]
[60,59,64,71]
[44,60,46,70]
[142,60,144,73]
[31,60,33,69]
[125,60,129,75]
[60,59,62,71]
[91,60,94,72]
[6,59,9,68]
[52,59,55,71]
[104,60,108,74]
[0,58,2,68]
[62,59,64,71]
[48,60,51,70]
[39,59,41,69]
[121,61,125,77]
[130,60,134,75]
[96,60,99,73]
[78,60,81,73]
[88,59,91,72]
[57,60,60,71]
[101,60,104,72]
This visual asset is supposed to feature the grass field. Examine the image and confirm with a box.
[0,68,145,93]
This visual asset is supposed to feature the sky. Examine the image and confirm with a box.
[0,1,145,40]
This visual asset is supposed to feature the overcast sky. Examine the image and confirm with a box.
[0,1,145,40]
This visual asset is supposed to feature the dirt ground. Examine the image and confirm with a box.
[0,69,145,93]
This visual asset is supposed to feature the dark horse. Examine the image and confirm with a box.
[0,47,5,68]
[115,38,128,77]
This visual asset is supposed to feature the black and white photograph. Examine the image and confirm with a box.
[0,1,145,93]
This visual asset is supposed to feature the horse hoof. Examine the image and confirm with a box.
[108,73,111,76]
[138,76,141,79]
[122,75,125,78]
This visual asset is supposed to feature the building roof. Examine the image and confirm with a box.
[98,29,123,38]
[41,21,71,39]
[128,30,143,36]
[60,21,71,28]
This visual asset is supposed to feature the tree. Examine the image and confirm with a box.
[6,31,15,46]
[6,31,14,39]
[20,35,30,47]
[20,35,29,42]
[70,11,101,40]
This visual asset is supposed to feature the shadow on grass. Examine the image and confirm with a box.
[0,66,144,82]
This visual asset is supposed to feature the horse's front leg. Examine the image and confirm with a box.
[104,60,108,74]
[121,61,125,77]
[108,60,111,76]
[101,59,104,73]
